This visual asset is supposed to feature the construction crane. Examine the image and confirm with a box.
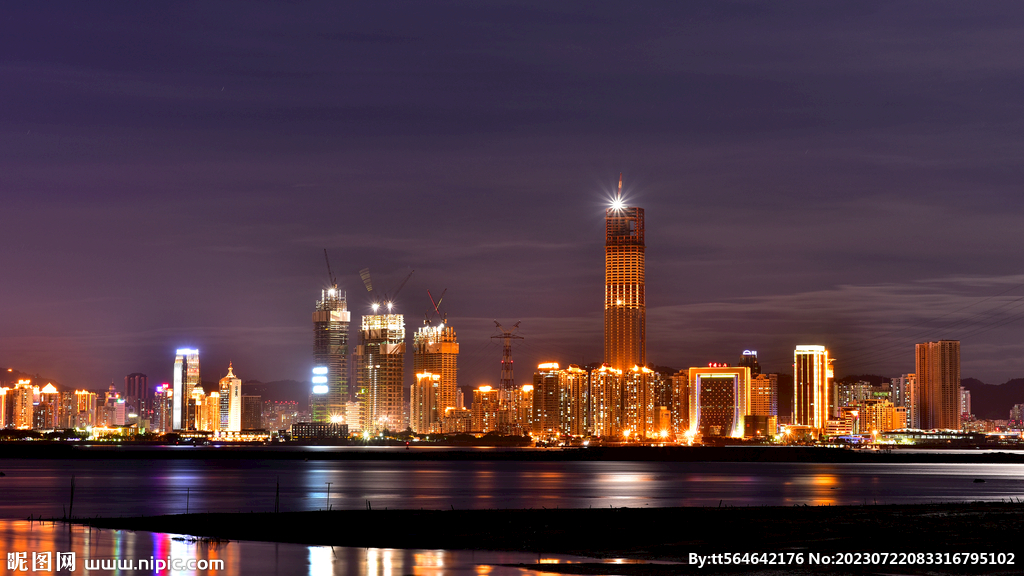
[358,267,415,312]
[324,249,338,289]
[425,288,448,324]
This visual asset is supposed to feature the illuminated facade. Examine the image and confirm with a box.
[560,365,589,437]
[793,345,832,435]
[532,364,561,436]
[312,287,351,423]
[219,363,242,432]
[688,366,750,438]
[410,372,441,434]
[203,392,221,432]
[855,399,907,433]
[35,383,59,429]
[891,373,919,428]
[517,384,534,432]
[670,370,689,436]
[749,374,778,417]
[412,322,459,432]
[356,312,405,433]
[590,365,622,438]
[11,381,34,429]
[916,340,960,430]
[471,385,499,432]
[604,188,645,372]
[152,385,171,433]
[623,366,658,439]
[172,348,200,431]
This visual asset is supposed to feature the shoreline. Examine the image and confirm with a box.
[76,503,1024,574]
[4,443,1024,463]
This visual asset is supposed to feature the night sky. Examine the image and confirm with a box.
[4,2,1024,393]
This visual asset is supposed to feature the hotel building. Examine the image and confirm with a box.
[687,365,750,438]
[793,345,833,436]
[172,348,200,431]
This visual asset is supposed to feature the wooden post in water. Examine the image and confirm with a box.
[68,475,75,520]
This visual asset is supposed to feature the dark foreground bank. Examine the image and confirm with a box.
[81,503,1024,575]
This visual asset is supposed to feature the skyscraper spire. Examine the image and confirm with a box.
[617,172,623,198]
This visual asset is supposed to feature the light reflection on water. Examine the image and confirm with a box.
[1,460,1024,519]
[0,520,604,576]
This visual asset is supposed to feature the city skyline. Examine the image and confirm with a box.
[6,3,1024,389]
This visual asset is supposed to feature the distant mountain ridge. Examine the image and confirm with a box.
[961,377,1024,420]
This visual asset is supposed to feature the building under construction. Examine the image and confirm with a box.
[355,309,406,433]
[311,286,350,423]
[604,175,646,372]
[411,321,459,433]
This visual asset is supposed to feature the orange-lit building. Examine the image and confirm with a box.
[604,181,645,373]
[916,340,960,430]
[793,345,833,437]
[471,385,499,433]
[687,365,751,438]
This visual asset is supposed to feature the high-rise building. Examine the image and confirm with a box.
[749,373,778,417]
[219,363,241,430]
[532,363,561,436]
[738,350,761,377]
[959,386,972,422]
[793,345,833,435]
[312,286,350,423]
[356,308,405,433]
[560,365,589,437]
[152,385,171,433]
[590,365,623,438]
[892,373,919,428]
[517,384,534,433]
[604,177,645,372]
[687,365,751,438]
[172,348,200,431]
[670,370,689,437]
[623,366,658,440]
[35,383,59,430]
[203,392,221,432]
[412,321,459,432]
[241,395,263,430]
[410,372,441,434]
[471,385,499,432]
[916,340,960,430]
[125,373,148,417]
[11,380,34,429]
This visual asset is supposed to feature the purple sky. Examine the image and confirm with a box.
[4,1,1024,392]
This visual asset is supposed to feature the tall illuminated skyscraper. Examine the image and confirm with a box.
[412,321,459,433]
[604,175,645,371]
[916,340,960,429]
[312,286,351,423]
[219,363,242,431]
[793,345,833,435]
[355,305,405,433]
[172,348,200,431]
